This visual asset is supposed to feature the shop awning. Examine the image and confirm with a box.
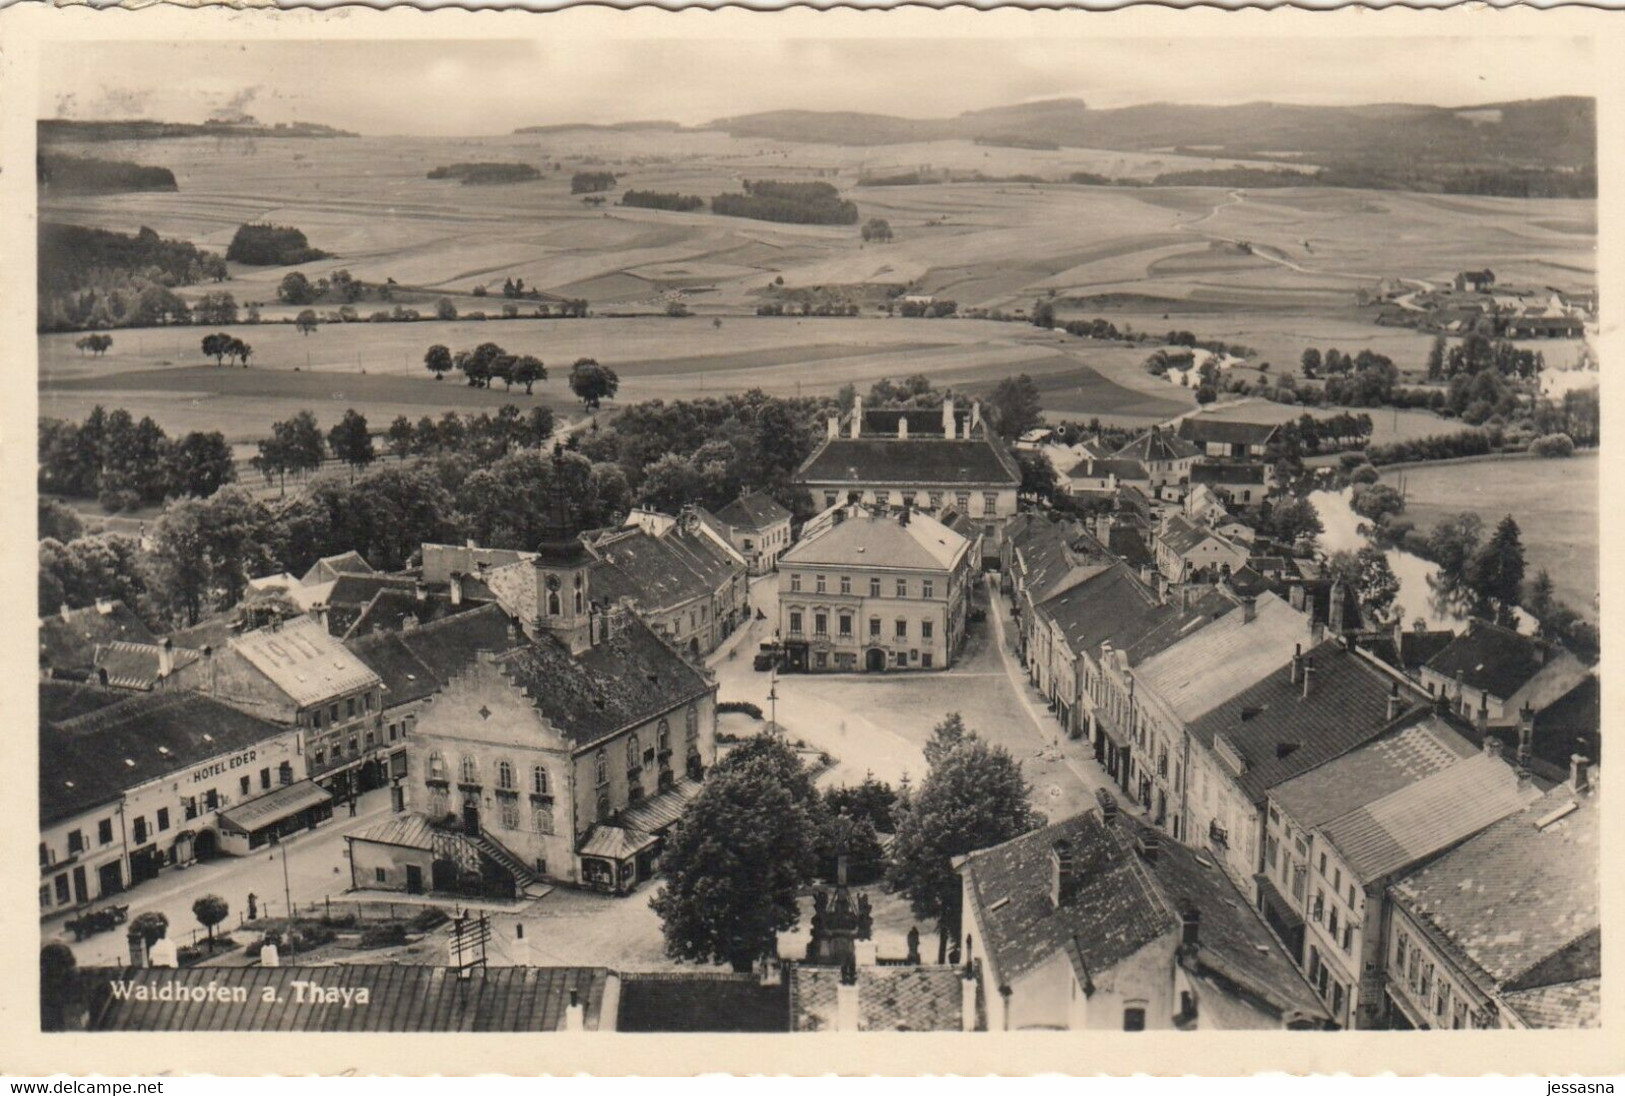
[618,778,703,836]
[578,824,658,862]
[217,780,332,835]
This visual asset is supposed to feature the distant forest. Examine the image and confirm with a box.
[37,154,177,195]
[621,190,705,212]
[427,162,541,185]
[225,224,330,266]
[711,180,859,226]
[38,118,357,142]
[38,223,225,332]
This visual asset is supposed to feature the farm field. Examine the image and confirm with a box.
[1382,453,1599,620]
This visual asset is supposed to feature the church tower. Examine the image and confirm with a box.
[532,444,594,654]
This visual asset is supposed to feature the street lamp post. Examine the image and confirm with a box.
[767,670,779,733]
[271,832,293,922]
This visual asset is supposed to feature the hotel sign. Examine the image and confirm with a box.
[191,749,257,784]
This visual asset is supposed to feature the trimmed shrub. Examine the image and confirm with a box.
[1530,432,1576,458]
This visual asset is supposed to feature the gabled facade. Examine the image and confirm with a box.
[715,491,795,575]
[1419,619,1589,729]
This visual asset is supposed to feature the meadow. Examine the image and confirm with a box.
[1381,452,1599,619]
[39,128,1594,444]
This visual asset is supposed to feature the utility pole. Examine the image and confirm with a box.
[767,669,780,732]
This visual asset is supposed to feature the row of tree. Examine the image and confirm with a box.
[39,223,228,332]
[1426,333,1546,381]
[39,408,235,511]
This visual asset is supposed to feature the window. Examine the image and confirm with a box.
[96,819,114,845]
[365,730,376,749]
[365,692,374,712]
[896,579,907,598]
[132,817,148,846]
[895,619,907,640]
[869,617,881,638]
[929,491,943,509]
[921,620,934,640]
[157,808,170,832]
[501,799,520,831]
[789,611,804,635]
[815,574,826,594]
[1342,923,1355,953]
[497,761,515,790]
[824,491,839,508]
[815,613,828,637]
[956,492,971,511]
[347,697,357,718]
[532,766,550,796]
[1328,907,1340,938]
[312,709,323,730]
[1123,1007,1147,1032]
[875,491,889,507]
[534,807,554,835]
[658,720,671,754]
[389,723,399,742]
[597,793,612,821]
[840,575,851,595]
[902,492,916,508]
[839,614,853,637]
[240,775,251,797]
[261,767,272,790]
[870,577,882,598]
[1266,835,1278,869]
[627,736,640,768]
[204,789,218,812]
[330,703,340,723]
[983,492,998,516]
[548,589,562,615]
[1332,982,1345,1017]
[428,752,447,780]
[1333,867,1342,891]
[55,875,71,905]
[922,580,934,599]
[1312,890,1325,923]
[790,573,802,593]
[686,704,699,742]
[1349,885,1358,908]
[922,653,933,668]
[459,755,479,784]
[596,751,609,786]
[376,867,388,884]
[1319,852,1328,876]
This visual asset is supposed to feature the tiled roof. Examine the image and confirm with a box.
[351,812,436,851]
[1135,592,1310,726]
[1176,418,1279,447]
[578,823,658,860]
[589,525,741,616]
[1066,457,1147,482]
[1108,525,1155,570]
[300,550,374,585]
[229,616,381,708]
[618,972,790,1032]
[1185,640,1424,804]
[1160,514,1238,559]
[39,680,128,724]
[1424,619,1560,698]
[419,542,531,586]
[1113,429,1200,463]
[790,965,966,1031]
[1532,675,1600,766]
[41,688,290,825]
[165,611,241,653]
[797,437,1021,487]
[1012,520,1111,605]
[960,810,1172,986]
[1039,565,1232,668]
[323,575,420,636]
[960,810,1326,1022]
[1390,781,1599,994]
[716,490,792,531]
[1501,977,1601,1029]
[92,641,202,691]
[84,966,610,1031]
[40,601,157,672]
[1319,753,1544,882]
[780,508,970,573]
[1270,715,1478,831]
[341,587,485,640]
[344,631,441,710]
[1191,463,1268,487]
[399,604,524,685]
[494,616,713,750]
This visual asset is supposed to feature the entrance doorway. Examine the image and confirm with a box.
[865,648,886,672]
[97,860,123,897]
[405,865,424,895]
[462,797,481,837]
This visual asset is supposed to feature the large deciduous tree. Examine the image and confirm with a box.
[569,358,620,410]
[327,409,376,480]
[986,374,1043,439]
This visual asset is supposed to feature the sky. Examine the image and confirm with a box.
[42,37,1595,137]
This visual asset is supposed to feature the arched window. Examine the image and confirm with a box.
[595,750,608,786]
[686,703,700,741]
[597,793,611,821]
[533,807,554,835]
[531,766,549,796]
[548,591,562,616]
[658,720,670,753]
[497,760,514,790]
[428,751,447,781]
[459,755,479,784]
[627,736,639,768]
[574,573,585,613]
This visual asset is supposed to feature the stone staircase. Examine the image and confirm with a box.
[471,832,550,899]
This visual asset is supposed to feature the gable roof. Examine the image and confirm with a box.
[40,601,157,672]
[790,965,966,1031]
[1501,976,1601,1029]
[1159,515,1228,558]
[41,688,290,826]
[1191,463,1268,487]
[398,603,525,684]
[228,615,381,708]
[1318,752,1545,882]
[1011,519,1111,604]
[1270,715,1479,831]
[300,550,374,586]
[344,631,441,710]
[1186,640,1424,805]
[1113,428,1200,463]
[341,587,485,640]
[618,972,790,1033]
[1065,456,1147,482]
[92,641,203,691]
[322,574,420,636]
[716,491,792,531]
[1038,564,1233,668]
[589,525,740,616]
[1423,619,1562,698]
[1176,418,1279,447]
[491,616,713,750]
[780,507,969,573]
[1390,781,1599,996]
[797,436,1021,487]
[1135,592,1310,725]
[1532,674,1600,766]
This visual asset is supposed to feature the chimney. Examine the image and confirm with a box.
[970,401,982,432]
[564,987,585,1032]
[1311,619,1325,646]
[1386,682,1403,722]
[1328,579,1348,635]
[506,615,520,644]
[1301,659,1316,700]
[1570,754,1591,794]
[1180,907,1201,948]
[943,397,957,440]
[400,614,420,635]
[1517,705,1534,766]
[1095,786,1118,824]
[827,414,840,440]
[1289,583,1307,612]
[449,575,463,607]
[59,603,72,623]
[850,395,863,438]
[414,581,428,603]
[1049,839,1076,909]
[1477,698,1489,736]
[1137,832,1160,865]
[311,602,329,631]
[1290,644,1304,685]
[960,969,978,1032]
[1241,596,1256,624]
[1483,735,1503,759]
[158,637,174,679]
[897,416,909,440]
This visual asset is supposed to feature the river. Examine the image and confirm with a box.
[1307,488,1469,632]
